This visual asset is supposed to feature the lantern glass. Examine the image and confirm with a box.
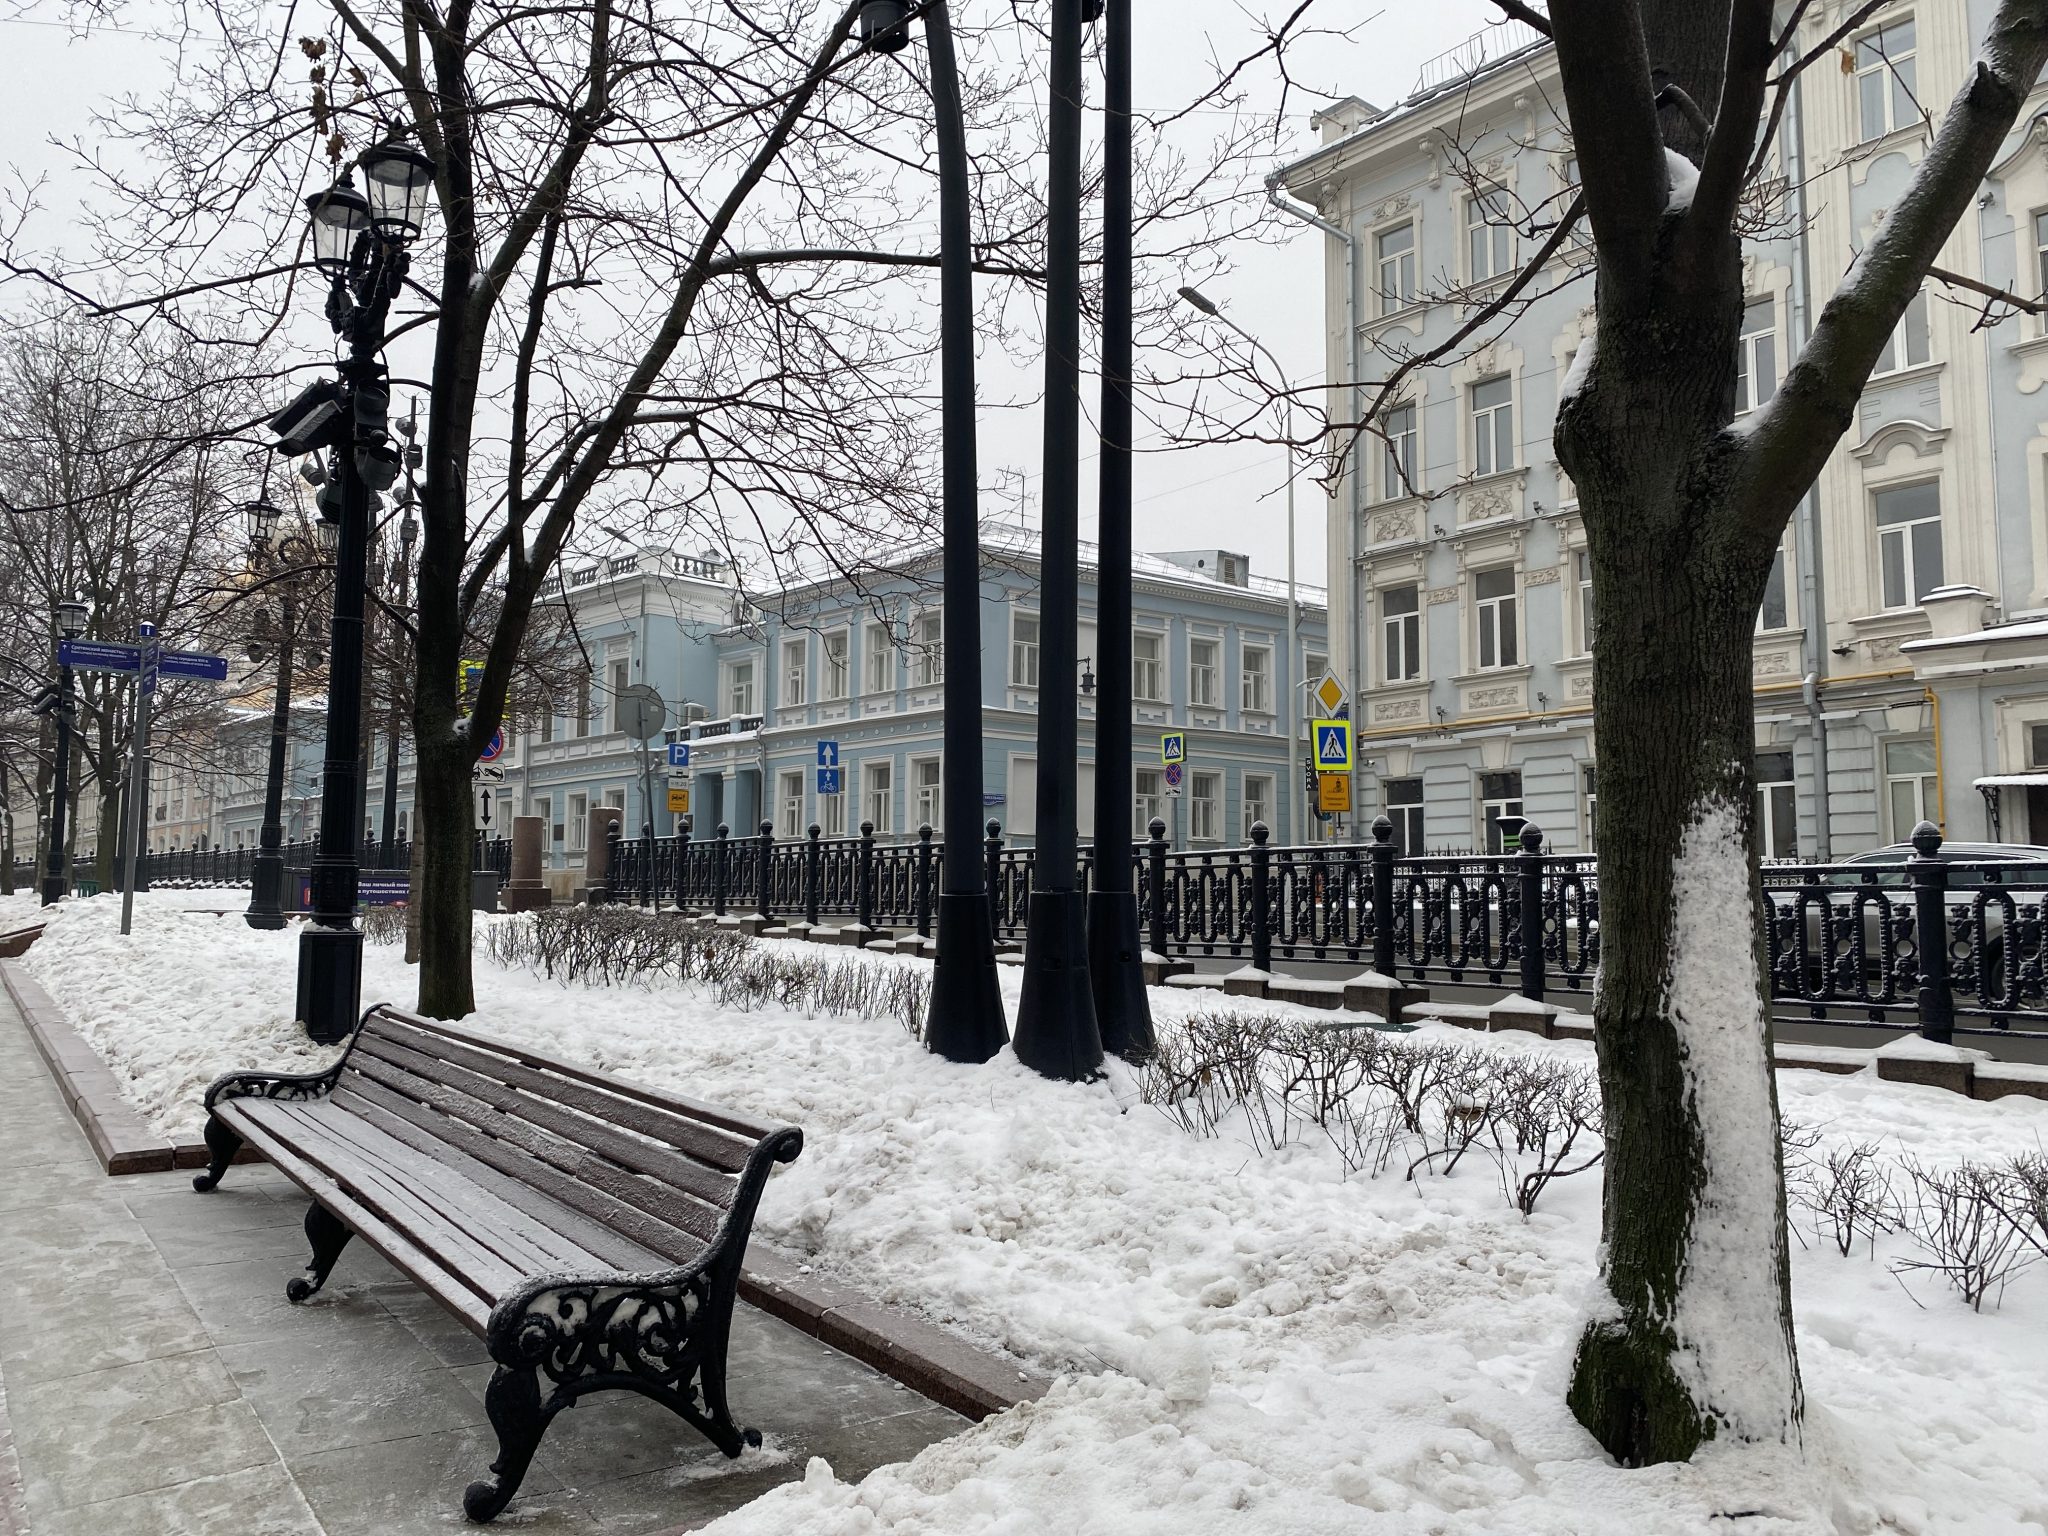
[358,138,437,241]
[315,517,340,553]
[56,600,88,639]
[245,500,283,545]
[305,179,371,274]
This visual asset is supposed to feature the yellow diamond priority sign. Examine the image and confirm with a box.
[1312,669,1347,718]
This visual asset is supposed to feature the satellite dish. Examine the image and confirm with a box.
[617,683,666,742]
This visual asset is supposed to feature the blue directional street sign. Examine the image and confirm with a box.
[817,740,840,768]
[58,639,141,672]
[159,650,230,682]
[666,741,692,769]
[817,766,842,795]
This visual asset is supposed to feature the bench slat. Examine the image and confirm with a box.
[349,1034,740,1217]
[326,1086,679,1274]
[215,1101,493,1332]
[381,1008,790,1144]
[276,1102,634,1278]
[370,1015,759,1176]
[338,1067,723,1250]
[244,1102,534,1300]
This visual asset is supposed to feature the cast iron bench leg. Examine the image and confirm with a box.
[464,1365,551,1524]
[191,1117,243,1193]
[286,1203,354,1302]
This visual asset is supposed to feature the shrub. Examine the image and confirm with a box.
[1892,1159,2040,1311]
[481,907,754,987]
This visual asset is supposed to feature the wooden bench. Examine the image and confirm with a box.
[192,1002,803,1523]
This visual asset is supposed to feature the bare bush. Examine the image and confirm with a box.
[481,908,753,988]
[1486,1058,1605,1216]
[361,906,408,947]
[1892,1160,2041,1312]
[715,950,932,1039]
[1790,1141,1899,1260]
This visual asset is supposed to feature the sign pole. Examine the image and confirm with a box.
[119,624,159,937]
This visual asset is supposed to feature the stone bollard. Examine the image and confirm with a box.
[503,815,551,912]
[585,807,623,904]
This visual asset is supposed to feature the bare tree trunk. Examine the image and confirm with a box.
[414,738,475,1018]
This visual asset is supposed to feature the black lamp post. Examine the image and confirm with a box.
[864,0,1009,1063]
[1085,0,1154,1062]
[245,500,324,930]
[277,131,436,1043]
[1012,0,1105,1081]
[38,598,89,907]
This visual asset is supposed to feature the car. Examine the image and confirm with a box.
[1762,841,2048,1005]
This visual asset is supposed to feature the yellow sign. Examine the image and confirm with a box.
[460,658,485,696]
[1312,671,1347,716]
[667,787,691,814]
[1318,773,1352,814]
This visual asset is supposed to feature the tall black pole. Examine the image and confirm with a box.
[1086,0,1154,1061]
[1012,0,1104,1081]
[295,344,380,1042]
[921,1,1009,1064]
[247,578,297,929]
[39,657,74,907]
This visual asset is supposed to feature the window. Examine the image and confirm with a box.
[863,760,894,834]
[539,705,554,745]
[607,657,630,732]
[1385,778,1425,857]
[1885,739,1939,839]
[1736,299,1777,414]
[1376,221,1416,314]
[1471,375,1513,476]
[2034,211,2048,331]
[1575,552,1596,654]
[1382,404,1417,500]
[1011,613,1041,688]
[1189,638,1220,707]
[1874,480,1943,609]
[781,638,807,709]
[537,795,557,848]
[1756,751,1798,859]
[1190,772,1221,842]
[1581,763,1598,848]
[866,623,893,695]
[913,757,942,830]
[1466,187,1514,283]
[823,631,850,701]
[1382,585,1421,682]
[779,770,805,840]
[1133,631,1165,701]
[575,671,592,738]
[913,612,943,686]
[1480,771,1524,854]
[567,792,588,853]
[1758,546,1790,631]
[1873,290,1930,374]
[2031,723,2048,770]
[1855,18,1918,144]
[1475,566,1520,669]
[1134,769,1165,835]
[1241,645,1273,712]
[1244,774,1273,840]
[726,659,756,716]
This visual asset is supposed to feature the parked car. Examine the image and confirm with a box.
[1763,841,2048,1001]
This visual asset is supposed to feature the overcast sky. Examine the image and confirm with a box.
[0,0,1501,592]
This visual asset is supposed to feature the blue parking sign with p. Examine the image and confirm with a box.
[1312,719,1352,772]
[666,741,691,768]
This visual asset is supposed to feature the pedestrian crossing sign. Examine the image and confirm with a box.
[1160,732,1186,765]
[1312,719,1352,772]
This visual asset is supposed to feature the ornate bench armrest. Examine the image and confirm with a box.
[485,1252,721,1385]
[200,1000,388,1111]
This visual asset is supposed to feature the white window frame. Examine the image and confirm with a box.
[778,770,805,840]
[1574,551,1595,656]
[912,611,943,687]
[1474,566,1521,670]
[1855,17,1918,144]
[1011,611,1041,688]
[567,791,589,853]
[822,628,850,702]
[1479,772,1524,854]
[1132,629,1166,702]
[1757,544,1791,633]
[1735,297,1777,415]
[1872,290,1931,375]
[912,755,942,831]
[1188,636,1220,708]
[863,760,894,835]
[2033,209,2048,335]
[865,622,893,696]
[1381,584,1421,682]
[780,637,807,709]
[1756,751,1798,860]
[1375,220,1416,315]
[1134,768,1165,836]
[607,654,631,733]
[1188,772,1221,843]
[725,658,757,717]
[1242,774,1273,841]
[1240,644,1273,714]
[1874,479,1943,611]
[1885,738,1939,840]
[1382,402,1418,501]
[1470,375,1514,477]
[1464,185,1514,284]
[1384,778,1425,858]
[821,780,848,837]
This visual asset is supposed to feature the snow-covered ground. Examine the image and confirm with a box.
[16,894,2048,1534]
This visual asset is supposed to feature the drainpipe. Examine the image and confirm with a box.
[1786,69,1832,859]
[1265,170,1363,807]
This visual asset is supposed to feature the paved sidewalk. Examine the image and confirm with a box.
[0,989,963,1534]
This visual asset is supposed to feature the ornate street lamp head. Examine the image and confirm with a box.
[314,514,341,553]
[305,175,372,276]
[245,499,284,548]
[56,599,88,639]
[858,0,911,52]
[357,134,437,242]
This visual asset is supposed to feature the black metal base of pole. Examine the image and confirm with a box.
[295,923,364,1044]
[1012,889,1102,1081]
[246,852,287,930]
[1086,889,1154,1062]
[39,872,63,908]
[927,891,1008,1063]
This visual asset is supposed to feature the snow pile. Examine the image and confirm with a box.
[1662,794,1800,1443]
[15,895,2048,1533]
[1664,146,1700,212]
